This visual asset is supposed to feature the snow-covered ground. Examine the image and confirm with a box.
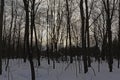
[0,59,120,80]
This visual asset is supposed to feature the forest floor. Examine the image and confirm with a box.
[0,58,120,80]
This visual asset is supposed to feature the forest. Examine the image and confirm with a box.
[0,0,120,80]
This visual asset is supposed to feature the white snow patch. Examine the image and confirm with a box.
[0,59,120,80]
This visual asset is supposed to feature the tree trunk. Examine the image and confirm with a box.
[118,0,120,68]
[66,0,72,63]
[47,8,50,65]
[80,0,88,73]
[85,0,91,67]
[23,0,35,80]
[0,0,4,75]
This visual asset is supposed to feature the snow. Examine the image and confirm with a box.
[0,59,120,80]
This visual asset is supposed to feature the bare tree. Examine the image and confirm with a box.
[79,0,88,73]
[23,0,35,80]
[0,0,4,75]
[118,0,120,68]
[65,0,72,63]
[102,0,118,72]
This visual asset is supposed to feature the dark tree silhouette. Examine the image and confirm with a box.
[118,0,120,68]
[79,0,88,73]
[102,0,117,72]
[65,0,72,63]
[0,0,4,75]
[23,0,35,80]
